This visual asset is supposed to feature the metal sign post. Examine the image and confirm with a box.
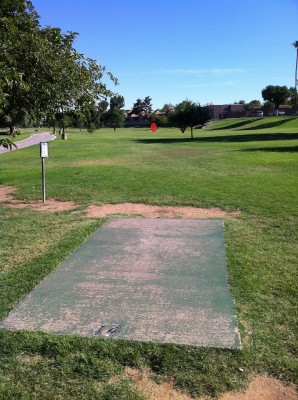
[40,142,48,203]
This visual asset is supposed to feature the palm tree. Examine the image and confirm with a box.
[293,41,298,112]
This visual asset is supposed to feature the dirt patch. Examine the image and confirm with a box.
[0,186,77,212]
[85,203,240,219]
[0,185,240,218]
[123,368,297,400]
[123,367,193,399]
[11,199,78,212]
[0,185,17,202]
[216,376,297,400]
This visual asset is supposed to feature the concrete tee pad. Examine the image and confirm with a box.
[0,219,241,348]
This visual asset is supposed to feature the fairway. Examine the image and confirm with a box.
[0,218,241,349]
[0,119,297,399]
[1,0,298,396]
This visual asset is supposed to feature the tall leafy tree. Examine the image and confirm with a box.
[169,101,189,134]
[261,85,290,111]
[71,97,109,132]
[110,94,125,109]
[0,0,117,147]
[103,108,125,130]
[169,100,212,140]
[0,0,41,134]
[142,96,152,114]
[41,27,117,134]
[132,98,144,114]
[82,100,103,133]
[132,96,152,115]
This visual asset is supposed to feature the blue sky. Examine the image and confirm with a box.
[34,0,298,110]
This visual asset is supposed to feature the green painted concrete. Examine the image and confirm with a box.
[0,218,241,348]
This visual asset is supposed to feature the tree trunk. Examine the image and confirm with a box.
[9,126,16,135]
[190,126,194,140]
[53,126,56,135]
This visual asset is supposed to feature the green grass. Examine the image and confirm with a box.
[0,117,297,399]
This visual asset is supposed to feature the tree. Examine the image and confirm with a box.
[245,100,262,111]
[40,27,117,135]
[149,113,168,126]
[110,94,125,110]
[73,96,107,132]
[98,99,109,113]
[132,97,152,115]
[261,85,290,110]
[142,96,152,114]
[103,108,125,130]
[132,98,143,115]
[84,101,103,133]
[169,100,212,140]
[0,0,117,147]
[0,0,41,135]
[263,101,275,115]
[293,41,298,111]
[160,103,175,114]
[169,104,188,134]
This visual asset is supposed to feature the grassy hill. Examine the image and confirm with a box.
[207,116,298,131]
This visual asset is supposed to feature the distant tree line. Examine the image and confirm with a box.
[234,85,296,113]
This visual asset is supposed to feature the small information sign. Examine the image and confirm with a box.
[39,142,48,203]
[40,142,48,158]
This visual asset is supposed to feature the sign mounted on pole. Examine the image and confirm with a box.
[40,142,48,203]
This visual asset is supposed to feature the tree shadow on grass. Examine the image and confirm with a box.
[209,119,259,130]
[208,117,297,131]
[242,146,298,153]
[240,117,297,130]
[134,133,298,144]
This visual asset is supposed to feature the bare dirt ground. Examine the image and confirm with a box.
[122,368,297,400]
[0,186,240,218]
[85,203,240,219]
[0,186,77,212]
[1,185,297,399]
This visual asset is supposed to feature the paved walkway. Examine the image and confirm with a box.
[0,132,56,154]
[0,218,241,349]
